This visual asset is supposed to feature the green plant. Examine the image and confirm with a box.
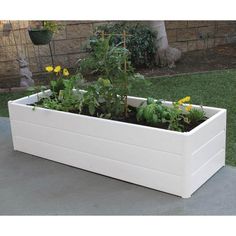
[168,101,184,131]
[45,65,70,95]
[187,107,206,123]
[80,36,153,118]
[96,22,157,68]
[79,36,134,117]
[82,78,124,118]
[80,36,133,79]
[137,97,170,126]
[96,77,124,118]
[42,21,61,33]
[30,21,62,33]
[34,65,85,113]
[38,76,84,113]
[137,96,201,132]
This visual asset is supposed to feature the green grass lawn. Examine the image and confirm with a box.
[0,91,31,117]
[0,69,235,166]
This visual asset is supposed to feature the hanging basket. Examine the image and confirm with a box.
[28,29,53,45]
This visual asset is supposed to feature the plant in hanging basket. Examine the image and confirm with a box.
[28,21,61,45]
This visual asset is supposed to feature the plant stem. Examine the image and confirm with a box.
[49,42,55,67]
[123,30,128,118]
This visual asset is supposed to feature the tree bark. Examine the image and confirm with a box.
[150,21,181,68]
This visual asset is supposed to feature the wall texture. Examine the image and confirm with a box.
[166,21,236,52]
[1,20,236,87]
[0,21,103,86]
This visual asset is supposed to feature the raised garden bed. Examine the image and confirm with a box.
[8,91,227,198]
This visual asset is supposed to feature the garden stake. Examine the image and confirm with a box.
[49,42,55,67]
[100,30,132,118]
[123,30,128,118]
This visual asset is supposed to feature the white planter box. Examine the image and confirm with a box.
[8,91,227,198]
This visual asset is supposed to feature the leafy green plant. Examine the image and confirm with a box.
[168,101,184,131]
[35,66,85,113]
[80,36,133,80]
[137,97,184,131]
[82,85,100,116]
[42,21,62,33]
[137,97,170,126]
[30,21,62,33]
[136,96,206,132]
[97,22,157,68]
[79,36,135,117]
[187,107,206,123]
[81,78,123,118]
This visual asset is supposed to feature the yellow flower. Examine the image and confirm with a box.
[184,96,191,103]
[54,65,61,73]
[178,100,183,105]
[178,96,191,105]
[185,104,192,112]
[63,68,69,76]
[45,66,53,72]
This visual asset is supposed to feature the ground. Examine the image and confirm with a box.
[1,117,236,215]
[138,43,236,77]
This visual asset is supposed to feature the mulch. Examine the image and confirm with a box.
[137,43,236,77]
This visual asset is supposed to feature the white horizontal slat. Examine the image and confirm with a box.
[9,102,186,155]
[189,110,226,151]
[191,149,225,194]
[191,131,225,172]
[9,90,51,105]
[11,120,183,175]
[13,136,183,197]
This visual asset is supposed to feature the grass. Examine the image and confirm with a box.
[0,91,31,117]
[0,69,235,166]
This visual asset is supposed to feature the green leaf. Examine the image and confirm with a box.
[89,104,95,115]
[147,97,155,105]
[27,87,36,92]
[136,107,144,121]
[152,114,158,123]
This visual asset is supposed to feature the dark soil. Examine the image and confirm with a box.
[137,43,236,77]
[30,98,206,132]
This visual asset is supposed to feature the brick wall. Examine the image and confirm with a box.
[1,20,236,87]
[166,21,236,52]
[0,21,105,75]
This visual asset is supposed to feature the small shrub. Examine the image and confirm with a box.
[95,22,157,68]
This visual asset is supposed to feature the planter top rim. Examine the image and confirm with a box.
[28,29,52,33]
[8,90,227,136]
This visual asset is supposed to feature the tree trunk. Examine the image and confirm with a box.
[150,21,181,68]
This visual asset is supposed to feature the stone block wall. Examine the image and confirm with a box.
[0,20,106,87]
[1,20,236,87]
[0,21,103,74]
[166,21,236,52]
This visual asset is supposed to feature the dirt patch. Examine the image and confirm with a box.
[138,43,236,77]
